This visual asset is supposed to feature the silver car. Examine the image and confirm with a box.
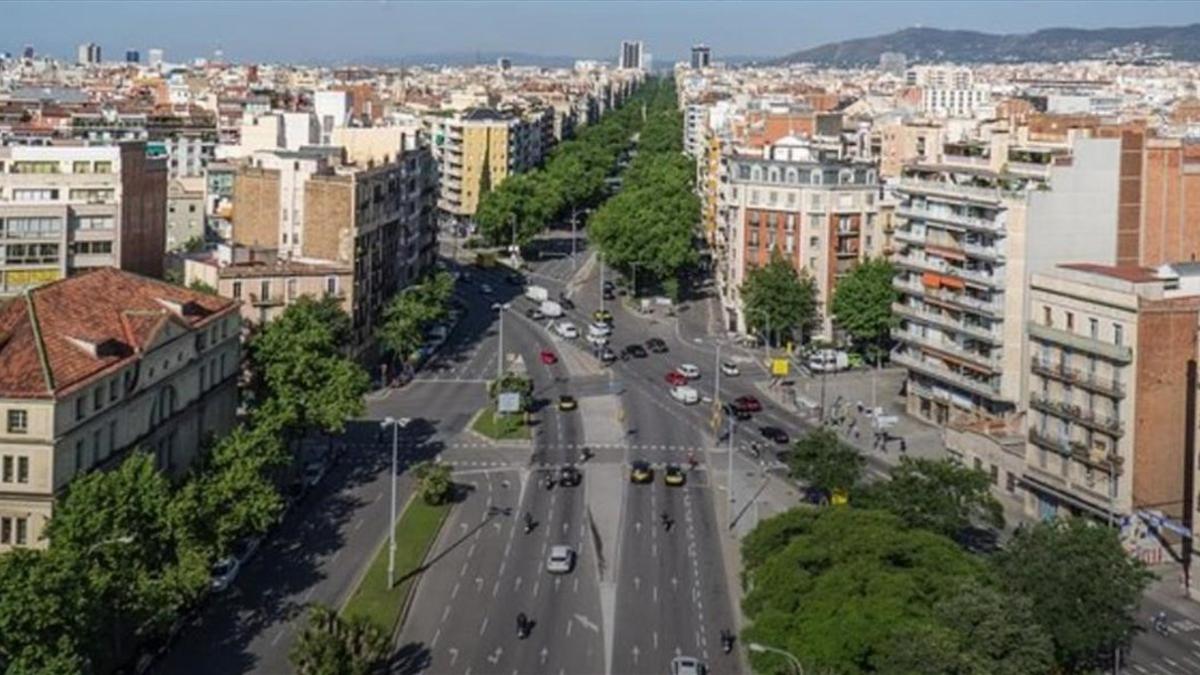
[671,656,708,675]
[546,545,576,574]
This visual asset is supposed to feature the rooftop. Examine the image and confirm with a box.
[1058,263,1162,283]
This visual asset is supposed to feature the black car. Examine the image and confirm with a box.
[506,272,524,285]
[760,426,790,445]
[603,280,615,293]
[558,295,575,310]
[603,288,616,301]
[723,402,752,421]
[646,338,669,354]
[559,466,582,487]
[624,344,648,359]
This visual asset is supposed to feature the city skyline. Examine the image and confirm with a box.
[2,0,1200,64]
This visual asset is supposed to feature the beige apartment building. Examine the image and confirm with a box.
[0,142,167,294]
[0,268,240,550]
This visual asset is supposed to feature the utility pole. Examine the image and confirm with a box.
[496,304,508,380]
[571,206,578,271]
[381,417,409,589]
[600,255,606,313]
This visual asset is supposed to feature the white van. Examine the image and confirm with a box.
[808,349,849,372]
[670,385,700,405]
[554,321,579,339]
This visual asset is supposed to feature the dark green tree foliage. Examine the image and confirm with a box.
[995,519,1153,671]
[830,257,897,355]
[741,508,988,675]
[741,249,819,345]
[250,295,369,434]
[786,427,864,493]
[413,461,454,506]
[290,604,389,675]
[378,271,454,363]
[855,457,1004,539]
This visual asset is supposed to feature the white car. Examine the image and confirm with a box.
[671,385,700,405]
[720,361,740,377]
[210,556,240,593]
[588,322,612,338]
[677,363,701,379]
[585,333,609,347]
[554,321,579,339]
[546,545,576,574]
[671,656,707,675]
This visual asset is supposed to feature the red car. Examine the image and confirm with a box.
[540,350,558,365]
[734,395,763,413]
[665,371,688,386]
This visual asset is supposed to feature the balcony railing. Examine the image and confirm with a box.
[893,302,1002,344]
[898,177,1005,205]
[893,254,1003,289]
[895,203,1002,233]
[1028,427,1123,474]
[962,241,1005,261]
[1028,391,1125,436]
[891,349,1002,399]
[893,277,1004,317]
[248,293,285,307]
[1030,358,1125,398]
[1028,322,1133,364]
[893,328,1002,372]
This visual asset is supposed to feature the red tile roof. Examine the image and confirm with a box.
[0,268,237,400]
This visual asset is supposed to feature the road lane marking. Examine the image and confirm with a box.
[493,580,500,597]
[468,543,476,558]
[479,617,489,636]
[486,647,502,664]
[448,647,458,665]
[533,579,541,597]
[566,619,573,636]
[540,647,550,665]
[460,561,468,577]
[653,586,658,602]
[431,628,441,648]
[476,576,484,591]
[442,605,451,623]
[574,613,600,633]
[498,561,506,577]
[514,576,523,591]
[573,577,579,593]
[270,628,287,646]
[354,518,365,532]
[452,581,460,599]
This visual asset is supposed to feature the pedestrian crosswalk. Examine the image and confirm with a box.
[445,441,708,453]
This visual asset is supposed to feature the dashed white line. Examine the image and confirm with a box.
[479,616,489,636]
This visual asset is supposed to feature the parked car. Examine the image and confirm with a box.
[554,321,579,339]
[630,460,654,484]
[671,385,700,405]
[808,349,850,372]
[526,307,545,321]
[720,361,740,377]
[585,333,609,347]
[303,460,327,488]
[665,371,688,386]
[559,466,582,487]
[210,556,240,593]
[588,322,612,338]
[540,350,558,365]
[760,426,790,445]
[623,344,648,359]
[671,656,708,675]
[646,338,669,354]
[677,363,700,379]
[723,402,751,421]
[558,395,578,411]
[593,309,614,324]
[232,536,261,565]
[734,395,763,413]
[598,347,617,364]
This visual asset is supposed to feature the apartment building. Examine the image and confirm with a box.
[620,41,645,71]
[229,130,437,353]
[891,131,1122,426]
[166,177,205,250]
[0,141,166,294]
[0,268,241,550]
[719,135,882,337]
[69,110,218,179]
[430,108,548,221]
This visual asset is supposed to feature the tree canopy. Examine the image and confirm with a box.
[741,249,819,346]
[377,271,455,365]
[290,604,389,675]
[830,257,897,355]
[855,457,1004,540]
[786,427,865,494]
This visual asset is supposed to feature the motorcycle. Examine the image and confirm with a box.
[720,630,735,654]
[543,475,555,490]
[517,613,531,640]
[523,512,534,534]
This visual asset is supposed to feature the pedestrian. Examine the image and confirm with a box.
[900,438,907,454]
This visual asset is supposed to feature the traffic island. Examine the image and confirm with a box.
[342,495,451,635]
[469,404,532,441]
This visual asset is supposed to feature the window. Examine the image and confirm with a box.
[108,379,119,403]
[93,388,103,411]
[2,456,11,482]
[0,518,10,545]
[1066,312,1074,331]
[93,161,112,174]
[287,278,298,301]
[15,518,26,546]
[12,189,58,202]
[809,236,820,248]
[7,410,27,434]
[109,421,117,454]
[68,188,114,203]
[75,240,114,256]
[1113,324,1123,346]
[1043,306,1052,327]
[6,217,62,238]
[260,280,270,300]
[200,363,207,390]
[990,464,999,485]
[16,457,27,484]
[808,214,823,229]
[93,429,104,460]
[232,281,242,299]
[326,276,338,295]
[75,397,85,421]
[1089,318,1099,339]
[74,215,114,231]
[75,439,85,474]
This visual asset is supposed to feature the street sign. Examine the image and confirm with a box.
[497,392,522,414]
[771,358,790,376]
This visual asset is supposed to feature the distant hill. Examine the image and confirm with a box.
[775,23,1200,66]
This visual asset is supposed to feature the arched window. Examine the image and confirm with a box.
[150,385,177,428]
[786,168,798,183]
[768,168,780,183]
[840,169,853,185]
[810,170,822,185]
[751,165,763,182]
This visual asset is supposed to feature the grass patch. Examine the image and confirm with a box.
[471,404,531,441]
[342,496,451,634]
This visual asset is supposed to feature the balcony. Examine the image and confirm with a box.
[893,254,1003,290]
[891,349,1002,399]
[1028,322,1133,364]
[1028,391,1125,436]
[893,328,1002,373]
[248,293,284,307]
[1028,427,1123,474]
[897,177,1004,205]
[962,241,1005,261]
[893,277,1004,317]
[896,203,1002,233]
[1006,161,1051,179]
[1030,358,1125,398]
[893,302,1003,344]
[892,228,925,246]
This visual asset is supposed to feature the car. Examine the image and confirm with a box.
[664,464,686,486]
[540,350,558,365]
[232,536,261,565]
[671,656,708,675]
[490,301,503,311]
[303,460,327,488]
[558,395,578,411]
[677,363,701,379]
[526,307,545,321]
[630,460,654,484]
[480,283,494,295]
[559,466,582,487]
[734,395,763,413]
[598,347,617,364]
[592,309,614,324]
[603,280,615,293]
[760,426,790,445]
[546,545,576,574]
[623,344,647,359]
[585,333,609,347]
[554,321,578,339]
[210,556,240,593]
[588,321,612,338]
[557,295,575,310]
[723,402,752,421]
[646,337,669,354]
[720,361,740,377]
[665,371,688,386]
[602,288,616,300]
[671,385,700,405]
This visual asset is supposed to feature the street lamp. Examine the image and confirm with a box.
[380,416,411,589]
[695,337,734,532]
[496,303,511,380]
[747,642,805,675]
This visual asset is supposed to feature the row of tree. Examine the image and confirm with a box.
[742,429,1152,674]
[0,297,370,673]
[587,80,700,299]
[474,81,659,246]
[375,270,456,371]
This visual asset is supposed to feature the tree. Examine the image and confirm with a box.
[489,373,532,399]
[994,518,1152,672]
[290,604,389,675]
[741,249,819,346]
[830,257,897,358]
[377,271,454,365]
[413,461,454,506]
[855,457,1004,540]
[249,296,369,435]
[786,428,864,495]
[0,551,89,674]
[187,278,218,295]
[741,508,988,675]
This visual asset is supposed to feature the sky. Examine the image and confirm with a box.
[3,0,1199,64]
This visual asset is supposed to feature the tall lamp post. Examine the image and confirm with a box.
[748,642,805,675]
[496,303,510,380]
[380,416,411,589]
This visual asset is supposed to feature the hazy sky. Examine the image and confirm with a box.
[3,0,1199,64]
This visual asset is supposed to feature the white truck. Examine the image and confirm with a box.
[540,300,564,318]
[525,285,549,303]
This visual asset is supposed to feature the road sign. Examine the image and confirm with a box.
[771,358,790,376]
[497,392,522,414]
